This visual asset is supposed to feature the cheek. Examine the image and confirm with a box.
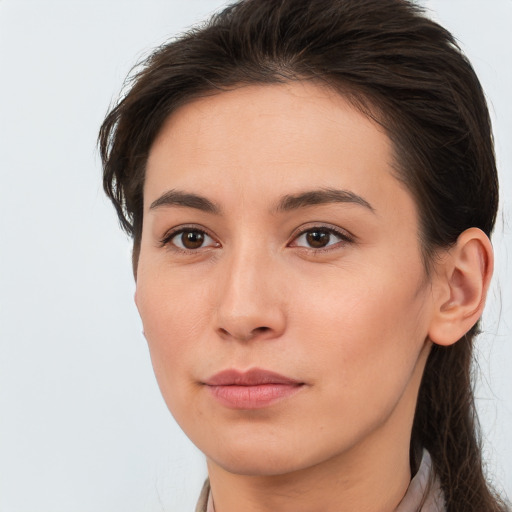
[135,269,210,405]
[136,259,211,339]
[299,263,430,403]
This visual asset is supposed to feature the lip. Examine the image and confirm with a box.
[203,368,304,409]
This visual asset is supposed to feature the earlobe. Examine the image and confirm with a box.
[428,228,493,347]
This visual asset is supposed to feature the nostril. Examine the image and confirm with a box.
[217,325,272,341]
[253,326,271,335]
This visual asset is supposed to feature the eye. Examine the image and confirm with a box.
[161,228,218,251]
[290,226,352,250]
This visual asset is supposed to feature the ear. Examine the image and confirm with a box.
[428,228,494,346]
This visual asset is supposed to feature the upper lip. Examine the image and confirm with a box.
[203,368,302,386]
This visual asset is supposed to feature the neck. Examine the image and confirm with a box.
[207,443,410,512]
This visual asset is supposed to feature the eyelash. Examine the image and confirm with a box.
[159,225,218,254]
[289,224,354,252]
[159,224,354,253]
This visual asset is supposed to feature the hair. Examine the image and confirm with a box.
[99,0,507,510]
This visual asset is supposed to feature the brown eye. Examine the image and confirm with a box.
[181,230,205,249]
[305,229,331,248]
[165,229,217,251]
[291,226,351,250]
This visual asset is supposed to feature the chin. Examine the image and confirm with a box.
[209,450,311,477]
[202,432,340,477]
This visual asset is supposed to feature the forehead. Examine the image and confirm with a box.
[145,81,413,219]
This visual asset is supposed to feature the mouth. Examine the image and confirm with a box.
[202,368,305,409]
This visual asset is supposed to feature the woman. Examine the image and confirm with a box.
[99,0,509,510]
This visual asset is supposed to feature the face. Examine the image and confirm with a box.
[136,82,436,477]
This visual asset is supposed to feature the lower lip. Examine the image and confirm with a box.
[206,383,303,409]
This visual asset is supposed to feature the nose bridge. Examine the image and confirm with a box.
[215,235,285,341]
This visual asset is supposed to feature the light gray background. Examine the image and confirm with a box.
[0,1,510,511]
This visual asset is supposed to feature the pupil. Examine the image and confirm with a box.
[182,231,204,249]
[306,230,330,248]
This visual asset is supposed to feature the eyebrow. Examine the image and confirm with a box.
[274,188,375,213]
[149,189,221,214]
[149,187,375,216]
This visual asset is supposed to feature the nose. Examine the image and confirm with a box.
[214,245,287,342]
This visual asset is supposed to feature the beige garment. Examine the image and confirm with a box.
[195,450,445,512]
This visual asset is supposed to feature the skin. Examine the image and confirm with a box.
[135,82,445,512]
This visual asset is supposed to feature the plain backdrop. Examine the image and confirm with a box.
[0,1,510,511]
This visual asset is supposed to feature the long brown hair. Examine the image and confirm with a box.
[99,1,508,510]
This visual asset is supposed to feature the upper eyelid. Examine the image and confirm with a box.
[158,222,354,248]
[159,224,218,247]
[287,225,356,254]
[289,223,355,242]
